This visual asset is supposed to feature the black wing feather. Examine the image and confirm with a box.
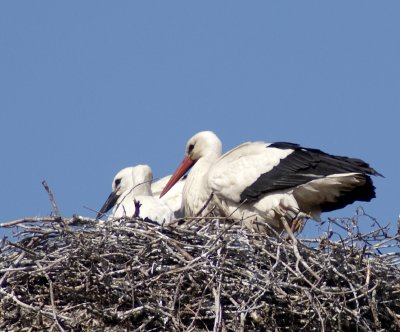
[240,142,382,203]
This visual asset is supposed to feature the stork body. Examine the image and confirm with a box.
[160,131,382,233]
[97,165,176,225]
[152,174,186,219]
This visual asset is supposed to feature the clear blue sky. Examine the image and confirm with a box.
[1,2,399,238]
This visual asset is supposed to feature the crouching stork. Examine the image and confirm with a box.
[160,131,382,234]
[97,165,175,225]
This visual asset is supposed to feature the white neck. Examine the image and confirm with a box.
[183,154,218,216]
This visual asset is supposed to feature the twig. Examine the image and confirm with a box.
[42,180,61,218]
[36,261,66,332]
[0,217,58,228]
[0,288,72,323]
[281,216,321,283]
[0,238,36,286]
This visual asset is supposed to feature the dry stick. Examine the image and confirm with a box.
[9,240,41,257]
[179,193,217,228]
[170,274,183,315]
[0,216,97,229]
[195,193,215,218]
[261,247,315,289]
[0,288,72,324]
[0,217,57,228]
[281,216,321,283]
[370,234,400,250]
[206,197,260,249]
[0,266,34,273]
[36,261,66,332]
[212,285,222,332]
[368,285,382,331]
[186,259,219,331]
[365,261,381,331]
[163,242,191,263]
[385,306,400,328]
[151,229,194,261]
[0,238,36,286]
[213,245,226,332]
[311,294,326,332]
[42,180,61,218]
[330,264,361,317]
[0,252,26,287]
[31,257,68,275]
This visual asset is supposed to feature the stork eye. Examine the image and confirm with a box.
[114,178,121,187]
[188,144,195,154]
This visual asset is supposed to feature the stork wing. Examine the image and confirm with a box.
[208,141,381,204]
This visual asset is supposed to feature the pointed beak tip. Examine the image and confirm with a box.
[97,191,119,218]
[159,185,171,198]
[161,156,194,198]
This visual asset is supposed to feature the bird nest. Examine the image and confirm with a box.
[1,212,400,331]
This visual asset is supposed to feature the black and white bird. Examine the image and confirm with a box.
[160,131,382,233]
[97,165,184,224]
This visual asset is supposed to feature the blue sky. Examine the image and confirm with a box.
[1,2,399,239]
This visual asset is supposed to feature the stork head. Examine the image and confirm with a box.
[96,165,153,219]
[160,131,222,198]
[185,131,222,162]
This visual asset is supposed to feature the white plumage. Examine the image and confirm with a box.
[160,131,381,233]
[97,165,183,225]
[151,174,186,219]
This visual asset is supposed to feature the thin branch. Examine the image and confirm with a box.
[42,180,61,218]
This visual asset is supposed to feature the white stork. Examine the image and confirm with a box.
[160,131,382,233]
[151,173,186,219]
[97,165,183,225]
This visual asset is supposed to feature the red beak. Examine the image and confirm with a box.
[160,156,194,198]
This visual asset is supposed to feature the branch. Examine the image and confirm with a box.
[41,180,61,218]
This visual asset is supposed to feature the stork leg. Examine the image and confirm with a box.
[291,217,305,233]
[273,204,307,235]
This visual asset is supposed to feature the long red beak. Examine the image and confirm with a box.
[160,156,194,198]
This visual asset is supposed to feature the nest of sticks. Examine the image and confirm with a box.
[1,209,400,331]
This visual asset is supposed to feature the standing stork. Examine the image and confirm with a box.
[160,131,382,234]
